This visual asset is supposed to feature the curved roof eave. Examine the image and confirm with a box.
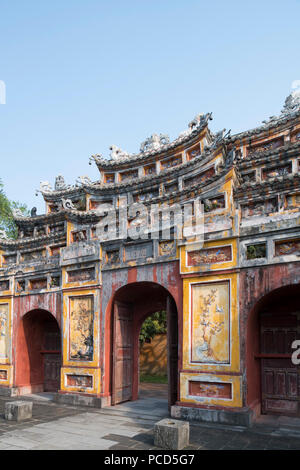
[227,109,300,144]
[91,112,213,170]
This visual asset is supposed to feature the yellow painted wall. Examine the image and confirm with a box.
[139,334,167,376]
[61,288,101,395]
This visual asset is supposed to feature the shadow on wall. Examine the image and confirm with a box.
[139,333,167,376]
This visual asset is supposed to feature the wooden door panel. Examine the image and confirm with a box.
[44,331,60,351]
[112,302,133,405]
[43,329,61,392]
[287,331,297,351]
[264,370,274,395]
[260,313,299,416]
[287,372,298,397]
[263,331,274,352]
[275,371,286,396]
[44,354,60,392]
[276,331,285,353]
[264,398,298,415]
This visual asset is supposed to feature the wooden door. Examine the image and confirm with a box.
[260,312,298,416]
[112,301,133,405]
[44,353,61,392]
[43,330,61,392]
[167,296,178,410]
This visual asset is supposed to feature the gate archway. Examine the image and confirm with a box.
[15,309,61,394]
[108,282,179,409]
[247,284,300,417]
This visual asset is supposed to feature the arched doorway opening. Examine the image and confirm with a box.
[15,309,61,394]
[110,282,178,409]
[247,284,300,417]
[139,311,168,386]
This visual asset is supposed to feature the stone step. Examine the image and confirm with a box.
[96,407,168,422]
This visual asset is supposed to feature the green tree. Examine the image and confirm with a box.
[0,179,29,239]
[139,311,167,344]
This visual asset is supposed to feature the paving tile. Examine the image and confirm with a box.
[130,431,154,445]
[0,436,37,449]
[131,443,153,450]
[102,433,136,444]
[108,444,134,450]
[115,428,147,438]
[2,393,300,450]
[45,437,117,450]
[2,429,45,440]
[0,443,20,450]
[31,443,73,450]
[122,421,153,430]
[183,444,199,450]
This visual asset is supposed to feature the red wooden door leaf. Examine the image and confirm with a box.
[112,301,133,405]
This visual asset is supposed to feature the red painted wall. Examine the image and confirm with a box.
[13,293,61,390]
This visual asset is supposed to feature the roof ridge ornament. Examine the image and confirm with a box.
[37,181,52,194]
[203,128,230,152]
[30,207,37,217]
[12,208,25,218]
[76,175,92,186]
[61,198,76,210]
[109,145,130,161]
[0,229,9,240]
[261,83,300,126]
[282,81,300,115]
[178,113,209,139]
[140,133,170,153]
[55,175,72,191]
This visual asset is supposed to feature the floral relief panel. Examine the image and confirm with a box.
[69,296,94,361]
[191,282,230,364]
[0,304,9,359]
[187,245,232,266]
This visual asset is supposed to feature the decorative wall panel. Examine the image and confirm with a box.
[67,267,95,283]
[0,370,7,380]
[275,239,300,257]
[69,296,94,361]
[191,281,230,364]
[0,304,9,359]
[189,380,232,399]
[66,374,93,388]
[187,246,232,266]
[0,281,9,291]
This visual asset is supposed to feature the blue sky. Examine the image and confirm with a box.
[0,0,300,213]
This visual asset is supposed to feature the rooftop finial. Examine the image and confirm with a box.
[109,145,130,161]
[55,175,68,191]
[282,80,300,114]
[178,113,206,138]
[140,133,170,153]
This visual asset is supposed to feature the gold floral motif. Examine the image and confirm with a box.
[70,297,94,361]
[192,283,229,363]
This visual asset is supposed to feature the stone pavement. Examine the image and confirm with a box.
[0,384,300,450]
